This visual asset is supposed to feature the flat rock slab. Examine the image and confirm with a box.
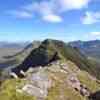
[20,72,52,99]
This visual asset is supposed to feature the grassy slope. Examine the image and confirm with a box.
[0,79,36,100]
[49,39,100,79]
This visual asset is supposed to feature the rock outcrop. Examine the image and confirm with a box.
[15,60,97,100]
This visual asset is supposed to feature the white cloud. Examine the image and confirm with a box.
[7,0,91,22]
[90,32,100,36]
[24,1,53,15]
[85,31,100,40]
[33,1,62,23]
[54,0,90,12]
[42,14,62,22]
[82,11,100,24]
[84,31,100,40]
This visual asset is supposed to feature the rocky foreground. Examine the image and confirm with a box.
[10,60,100,100]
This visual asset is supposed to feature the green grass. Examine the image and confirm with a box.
[0,79,36,100]
[77,71,100,92]
[46,80,85,100]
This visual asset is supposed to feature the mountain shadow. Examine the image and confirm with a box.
[12,39,60,76]
[89,91,100,100]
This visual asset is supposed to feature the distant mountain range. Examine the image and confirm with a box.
[1,40,100,59]
[0,41,30,48]
[69,40,100,59]
[0,41,40,69]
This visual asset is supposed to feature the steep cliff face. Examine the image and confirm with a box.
[12,39,60,76]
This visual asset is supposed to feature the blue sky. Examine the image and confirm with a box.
[0,0,100,42]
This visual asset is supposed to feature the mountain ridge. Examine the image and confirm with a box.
[69,40,100,59]
[11,39,100,80]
